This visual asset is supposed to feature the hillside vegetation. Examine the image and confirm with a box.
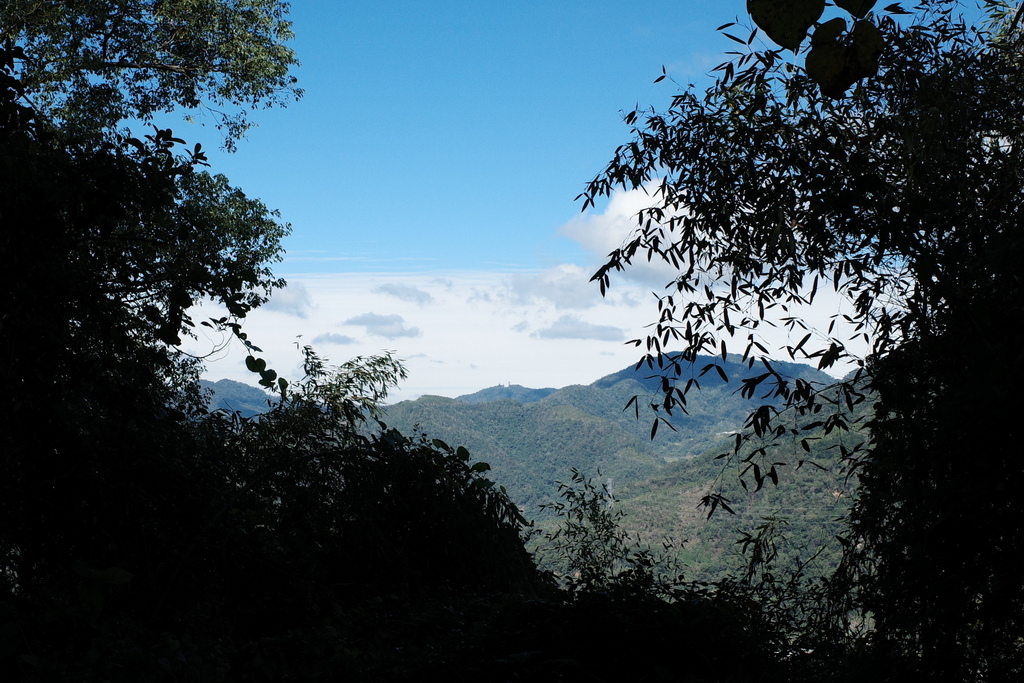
[379,355,860,578]
[208,354,859,579]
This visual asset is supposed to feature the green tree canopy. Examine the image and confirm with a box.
[580,1,1024,678]
[1,0,300,147]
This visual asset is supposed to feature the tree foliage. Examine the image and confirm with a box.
[1,32,542,675]
[0,33,284,594]
[580,0,1024,678]
[0,0,301,147]
[182,349,537,616]
[535,468,681,598]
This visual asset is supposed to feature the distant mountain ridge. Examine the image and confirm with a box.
[456,384,556,404]
[200,378,273,417]
[382,354,835,517]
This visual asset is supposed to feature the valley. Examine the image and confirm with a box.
[206,354,866,579]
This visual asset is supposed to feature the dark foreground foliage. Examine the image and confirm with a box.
[6,0,1023,677]
[578,1,1024,679]
[0,41,536,680]
[2,42,805,680]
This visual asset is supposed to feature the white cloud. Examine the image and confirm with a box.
[373,283,433,306]
[189,265,864,405]
[189,271,656,401]
[509,263,604,309]
[312,333,357,345]
[344,312,421,339]
[261,281,313,317]
[560,185,684,288]
[532,315,626,341]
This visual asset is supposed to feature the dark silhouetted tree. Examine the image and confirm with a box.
[579,1,1024,678]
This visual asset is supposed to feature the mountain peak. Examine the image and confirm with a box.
[456,384,557,405]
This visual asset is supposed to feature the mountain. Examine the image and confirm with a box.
[203,357,861,579]
[457,384,556,404]
[381,354,840,523]
[200,378,274,417]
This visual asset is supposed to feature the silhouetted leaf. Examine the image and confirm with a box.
[747,0,825,51]
[836,0,877,18]
[812,17,847,46]
[852,19,884,77]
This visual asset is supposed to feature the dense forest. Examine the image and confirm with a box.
[378,355,855,579]
[213,356,856,580]
[3,0,1023,680]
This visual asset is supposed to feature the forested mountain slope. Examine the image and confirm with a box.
[200,378,275,417]
[381,355,836,519]
[205,355,854,578]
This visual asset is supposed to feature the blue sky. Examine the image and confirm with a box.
[182,1,867,400]
[190,0,740,271]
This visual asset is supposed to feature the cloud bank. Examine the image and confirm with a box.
[373,283,434,306]
[312,333,357,345]
[344,312,421,339]
[262,281,314,318]
[532,315,625,341]
[189,188,865,402]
